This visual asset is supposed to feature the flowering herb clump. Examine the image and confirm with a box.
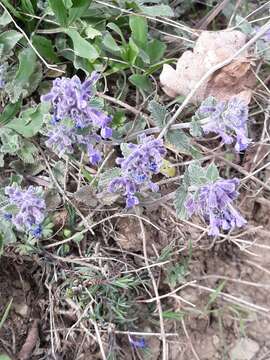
[3,185,46,238]
[0,64,5,89]
[185,178,246,236]
[41,72,112,165]
[198,96,250,152]
[108,134,166,207]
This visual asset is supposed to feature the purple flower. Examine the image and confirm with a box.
[198,97,250,152]
[108,135,166,207]
[185,178,246,236]
[4,185,46,237]
[128,335,146,349]
[41,72,112,165]
[254,26,270,42]
[0,64,5,89]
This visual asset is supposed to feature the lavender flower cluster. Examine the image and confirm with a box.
[41,72,112,165]
[185,178,246,236]
[3,185,46,238]
[108,134,166,207]
[198,97,250,152]
[0,64,5,89]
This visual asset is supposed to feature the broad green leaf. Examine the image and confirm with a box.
[7,102,49,138]
[0,10,12,26]
[0,30,22,56]
[188,163,208,186]
[166,129,201,158]
[0,354,12,360]
[206,163,220,182]
[129,15,148,48]
[15,47,36,88]
[147,39,166,64]
[120,143,133,157]
[69,0,92,24]
[0,100,22,126]
[85,25,102,39]
[32,35,60,63]
[65,29,99,60]
[190,116,203,137]
[160,159,176,177]
[129,74,152,92]
[0,128,21,154]
[121,38,139,65]
[148,100,167,128]
[98,168,122,189]
[235,15,253,35]
[63,0,73,8]
[0,218,16,245]
[18,141,38,163]
[48,0,68,26]
[140,5,174,17]
[102,32,121,53]
[107,22,126,43]
[174,186,188,219]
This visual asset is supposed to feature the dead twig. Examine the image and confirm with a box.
[17,320,39,360]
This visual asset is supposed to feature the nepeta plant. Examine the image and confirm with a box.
[3,185,46,238]
[41,73,112,165]
[185,178,246,236]
[198,96,250,152]
[108,134,166,207]
[0,64,5,89]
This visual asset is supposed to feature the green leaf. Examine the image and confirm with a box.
[98,168,122,190]
[0,0,23,20]
[48,0,68,26]
[0,354,12,360]
[6,102,49,138]
[120,143,133,157]
[32,35,59,63]
[147,39,166,64]
[206,163,220,182]
[148,100,167,128]
[85,25,102,39]
[107,22,125,43]
[129,15,148,48]
[166,130,201,158]
[0,30,22,56]
[174,186,188,220]
[0,10,12,27]
[102,32,121,53]
[0,100,22,126]
[0,128,21,155]
[190,116,203,137]
[15,47,36,89]
[162,310,184,321]
[20,0,35,14]
[69,0,92,24]
[188,163,208,186]
[18,141,38,163]
[64,29,99,60]
[129,74,152,92]
[63,0,73,8]
[0,298,13,329]
[121,38,139,65]
[235,15,253,35]
[140,5,174,17]
[0,218,16,246]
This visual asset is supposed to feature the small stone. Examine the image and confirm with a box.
[230,338,259,360]
[14,303,29,317]
[213,335,220,348]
